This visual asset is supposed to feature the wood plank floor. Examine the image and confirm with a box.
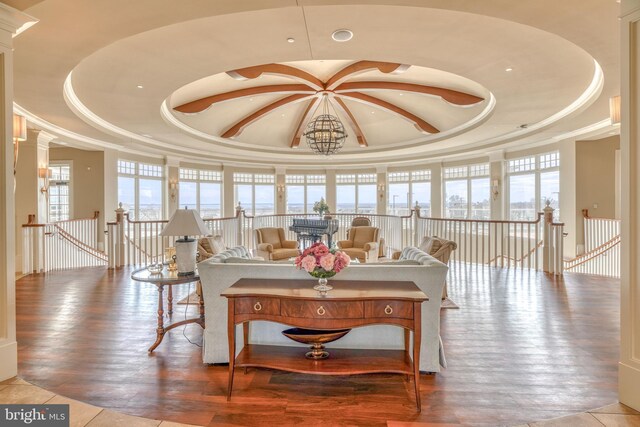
[15,266,619,426]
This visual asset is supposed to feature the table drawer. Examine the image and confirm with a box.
[365,300,413,319]
[281,300,364,319]
[235,297,280,316]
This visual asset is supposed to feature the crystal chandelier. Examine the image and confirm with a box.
[304,95,347,156]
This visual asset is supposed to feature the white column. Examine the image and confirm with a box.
[0,4,38,381]
[430,163,442,218]
[165,156,179,216]
[36,131,54,223]
[14,129,38,273]
[222,168,235,217]
[325,168,336,215]
[620,0,640,411]
[275,167,286,214]
[376,165,387,215]
[488,151,504,220]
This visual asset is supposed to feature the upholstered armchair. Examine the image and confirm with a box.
[347,217,385,258]
[338,226,380,263]
[255,227,300,261]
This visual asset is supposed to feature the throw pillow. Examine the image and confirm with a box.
[199,237,213,254]
[207,235,226,255]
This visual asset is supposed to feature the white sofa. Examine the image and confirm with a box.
[198,246,449,372]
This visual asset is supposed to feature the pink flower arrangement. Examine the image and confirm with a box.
[294,242,351,278]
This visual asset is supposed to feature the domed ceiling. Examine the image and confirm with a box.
[10,0,620,167]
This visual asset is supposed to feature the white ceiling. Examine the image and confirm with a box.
[10,0,620,166]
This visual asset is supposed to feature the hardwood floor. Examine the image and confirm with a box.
[15,265,619,426]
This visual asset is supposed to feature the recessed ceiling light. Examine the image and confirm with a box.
[505,67,513,72]
[371,111,375,114]
[249,98,253,102]
[281,114,285,117]
[332,29,353,42]
[399,93,403,96]
[136,85,144,89]
[287,37,295,43]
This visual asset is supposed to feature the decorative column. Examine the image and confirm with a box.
[275,167,286,214]
[165,156,179,216]
[0,4,38,381]
[619,0,640,411]
[430,163,443,218]
[222,168,235,217]
[14,129,38,273]
[324,168,336,215]
[36,131,54,223]
[376,165,387,215]
[488,151,504,220]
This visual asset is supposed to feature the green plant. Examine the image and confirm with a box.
[312,197,330,215]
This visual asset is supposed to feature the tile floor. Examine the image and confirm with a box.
[0,377,197,427]
[1,376,638,426]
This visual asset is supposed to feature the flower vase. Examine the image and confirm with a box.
[314,277,333,295]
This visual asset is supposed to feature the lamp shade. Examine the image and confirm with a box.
[13,114,27,141]
[160,208,209,237]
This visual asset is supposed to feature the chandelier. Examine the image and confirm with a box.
[304,95,347,156]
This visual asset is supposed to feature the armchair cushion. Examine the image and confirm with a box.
[337,240,353,249]
[282,240,299,249]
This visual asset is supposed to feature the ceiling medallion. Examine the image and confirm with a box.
[304,95,347,156]
[173,60,485,151]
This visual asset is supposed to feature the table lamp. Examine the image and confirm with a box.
[160,207,209,275]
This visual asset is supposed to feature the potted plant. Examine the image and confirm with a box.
[312,197,330,218]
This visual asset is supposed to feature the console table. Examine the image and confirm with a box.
[221,278,428,411]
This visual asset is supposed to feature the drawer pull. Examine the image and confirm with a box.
[253,302,262,311]
[317,306,326,316]
[384,305,393,315]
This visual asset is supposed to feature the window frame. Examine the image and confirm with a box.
[178,168,223,218]
[506,151,560,221]
[443,164,490,219]
[285,174,327,214]
[233,172,276,216]
[387,170,432,216]
[117,160,165,221]
[336,173,377,214]
[48,161,73,222]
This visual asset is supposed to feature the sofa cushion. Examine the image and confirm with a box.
[376,259,421,265]
[224,257,279,264]
[206,246,252,264]
[270,248,299,260]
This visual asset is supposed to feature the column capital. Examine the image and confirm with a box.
[0,4,37,47]
[488,150,505,162]
[36,131,56,149]
[165,156,180,168]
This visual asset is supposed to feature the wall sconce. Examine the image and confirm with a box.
[38,167,52,194]
[609,95,621,125]
[13,114,27,176]
[378,183,385,199]
[277,184,286,199]
[169,180,177,201]
[491,179,500,200]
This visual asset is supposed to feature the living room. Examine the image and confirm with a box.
[1,1,640,426]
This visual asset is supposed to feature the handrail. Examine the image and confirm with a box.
[564,234,620,268]
[52,224,108,262]
[416,211,543,225]
[488,240,543,264]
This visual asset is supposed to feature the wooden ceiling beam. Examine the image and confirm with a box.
[290,96,322,148]
[325,61,409,90]
[173,84,316,114]
[221,93,314,139]
[331,97,368,147]
[227,64,324,90]
[336,92,440,134]
[334,81,484,106]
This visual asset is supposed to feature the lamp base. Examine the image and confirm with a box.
[175,239,197,275]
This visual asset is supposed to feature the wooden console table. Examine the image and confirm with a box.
[221,278,428,411]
